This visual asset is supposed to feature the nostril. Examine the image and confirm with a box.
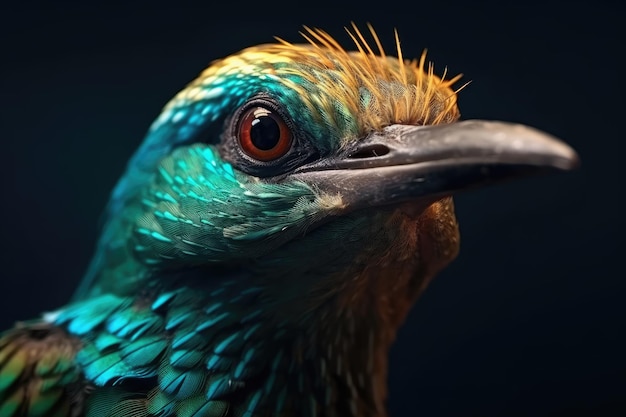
[348,144,390,159]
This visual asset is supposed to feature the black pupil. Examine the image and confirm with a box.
[250,115,280,150]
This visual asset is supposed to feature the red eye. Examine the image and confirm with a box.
[237,106,293,162]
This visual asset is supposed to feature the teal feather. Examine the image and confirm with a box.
[120,337,167,368]
[175,398,229,417]
[169,350,203,369]
[107,309,163,340]
[56,294,127,335]
[85,388,147,417]
[77,346,131,386]
[132,145,322,268]
[204,374,236,401]
[165,309,195,331]
[145,389,176,415]
[93,333,123,352]
[60,296,167,388]
[158,366,205,399]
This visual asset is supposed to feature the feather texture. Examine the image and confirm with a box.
[0,323,83,417]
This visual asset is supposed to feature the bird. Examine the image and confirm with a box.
[0,24,579,417]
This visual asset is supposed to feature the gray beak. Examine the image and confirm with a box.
[291,120,579,210]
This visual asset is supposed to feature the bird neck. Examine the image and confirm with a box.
[290,302,394,417]
[248,213,452,416]
[80,199,459,416]
[262,199,460,416]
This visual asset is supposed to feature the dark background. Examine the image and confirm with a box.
[1,2,623,416]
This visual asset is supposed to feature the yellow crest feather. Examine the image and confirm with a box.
[174,25,463,141]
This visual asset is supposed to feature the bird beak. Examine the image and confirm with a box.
[291,120,579,211]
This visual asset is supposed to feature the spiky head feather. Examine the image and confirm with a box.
[157,25,461,148]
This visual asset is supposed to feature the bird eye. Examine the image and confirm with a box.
[237,105,293,162]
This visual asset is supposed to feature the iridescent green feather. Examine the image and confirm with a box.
[132,144,328,268]
[0,323,82,417]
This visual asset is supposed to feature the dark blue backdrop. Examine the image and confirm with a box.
[1,2,623,416]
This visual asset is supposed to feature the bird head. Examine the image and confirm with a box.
[73,25,578,416]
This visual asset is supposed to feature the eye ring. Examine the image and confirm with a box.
[237,104,293,162]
